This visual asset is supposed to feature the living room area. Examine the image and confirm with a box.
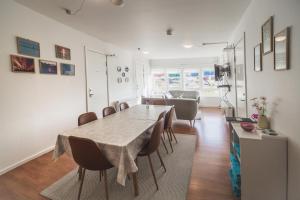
[0,0,299,200]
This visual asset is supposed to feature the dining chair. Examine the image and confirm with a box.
[69,136,113,200]
[137,118,166,190]
[157,111,169,154]
[78,112,98,126]
[164,107,178,153]
[119,102,129,111]
[102,106,116,118]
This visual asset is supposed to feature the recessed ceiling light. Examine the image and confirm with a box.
[183,44,193,49]
[143,51,149,55]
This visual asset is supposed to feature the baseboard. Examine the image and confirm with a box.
[0,145,55,176]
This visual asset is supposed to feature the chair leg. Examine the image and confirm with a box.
[77,166,82,181]
[165,130,174,153]
[104,170,109,200]
[156,150,166,172]
[147,155,159,190]
[161,136,169,154]
[189,120,192,127]
[169,128,178,144]
[77,168,86,200]
[162,131,166,140]
[193,119,196,127]
[99,171,102,182]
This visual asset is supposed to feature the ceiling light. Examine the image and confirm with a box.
[183,44,193,49]
[111,0,125,7]
[143,51,149,55]
[275,36,286,42]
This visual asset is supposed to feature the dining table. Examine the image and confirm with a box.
[53,104,172,196]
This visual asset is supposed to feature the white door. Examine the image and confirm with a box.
[234,33,248,117]
[135,61,145,97]
[85,49,108,117]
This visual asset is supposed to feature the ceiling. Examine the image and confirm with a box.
[15,0,251,59]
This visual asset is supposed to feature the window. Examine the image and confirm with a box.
[151,70,167,95]
[183,69,201,90]
[150,67,219,97]
[167,70,182,90]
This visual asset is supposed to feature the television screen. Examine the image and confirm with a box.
[214,64,221,81]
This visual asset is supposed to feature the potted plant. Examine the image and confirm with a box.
[250,97,269,129]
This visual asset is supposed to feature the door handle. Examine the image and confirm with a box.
[89,88,94,97]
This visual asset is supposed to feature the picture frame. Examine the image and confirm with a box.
[254,43,262,72]
[55,45,71,60]
[261,16,273,55]
[39,60,57,74]
[125,66,129,72]
[117,77,122,83]
[11,55,35,73]
[16,37,40,57]
[117,66,122,72]
[274,27,290,71]
[60,63,75,75]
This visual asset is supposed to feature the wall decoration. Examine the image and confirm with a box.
[16,37,40,57]
[11,55,35,73]
[117,66,121,72]
[39,60,57,74]
[125,66,129,72]
[60,63,75,75]
[125,77,129,83]
[262,16,273,55]
[274,27,290,70]
[122,72,126,77]
[55,45,71,60]
[254,43,262,72]
[117,77,122,83]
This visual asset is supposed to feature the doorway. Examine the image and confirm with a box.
[234,33,248,117]
[85,48,109,117]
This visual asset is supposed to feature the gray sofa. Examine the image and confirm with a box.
[168,90,200,103]
[141,97,198,126]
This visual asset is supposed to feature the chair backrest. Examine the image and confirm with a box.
[102,106,116,118]
[157,111,166,121]
[165,107,175,129]
[144,118,165,154]
[69,136,112,171]
[119,102,129,111]
[78,112,98,126]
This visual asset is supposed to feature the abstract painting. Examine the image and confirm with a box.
[11,55,35,73]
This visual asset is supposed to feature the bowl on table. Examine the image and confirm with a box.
[240,122,255,132]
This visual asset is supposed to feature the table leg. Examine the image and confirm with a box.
[132,172,139,196]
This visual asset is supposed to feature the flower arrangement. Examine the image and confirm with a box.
[251,96,267,117]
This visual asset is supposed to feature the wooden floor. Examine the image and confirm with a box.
[0,108,236,200]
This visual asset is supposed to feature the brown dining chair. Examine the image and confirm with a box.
[157,111,169,154]
[102,106,116,118]
[78,112,98,126]
[137,118,166,190]
[69,136,113,200]
[164,107,178,153]
[119,102,129,111]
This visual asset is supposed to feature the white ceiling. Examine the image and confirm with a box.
[15,0,251,59]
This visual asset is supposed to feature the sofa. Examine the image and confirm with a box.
[141,96,198,126]
[168,90,200,104]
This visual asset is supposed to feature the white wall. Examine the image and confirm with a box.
[229,0,300,199]
[0,1,145,174]
[150,57,221,107]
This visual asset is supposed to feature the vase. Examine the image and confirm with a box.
[258,115,269,129]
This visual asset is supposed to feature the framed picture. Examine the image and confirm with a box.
[122,72,126,77]
[11,55,35,73]
[16,37,40,57]
[254,43,262,72]
[274,27,290,70]
[117,77,122,83]
[55,45,71,60]
[125,66,129,72]
[262,16,273,55]
[39,60,57,74]
[117,66,121,72]
[60,63,75,75]
[125,77,129,83]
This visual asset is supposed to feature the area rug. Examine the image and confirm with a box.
[41,134,196,200]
